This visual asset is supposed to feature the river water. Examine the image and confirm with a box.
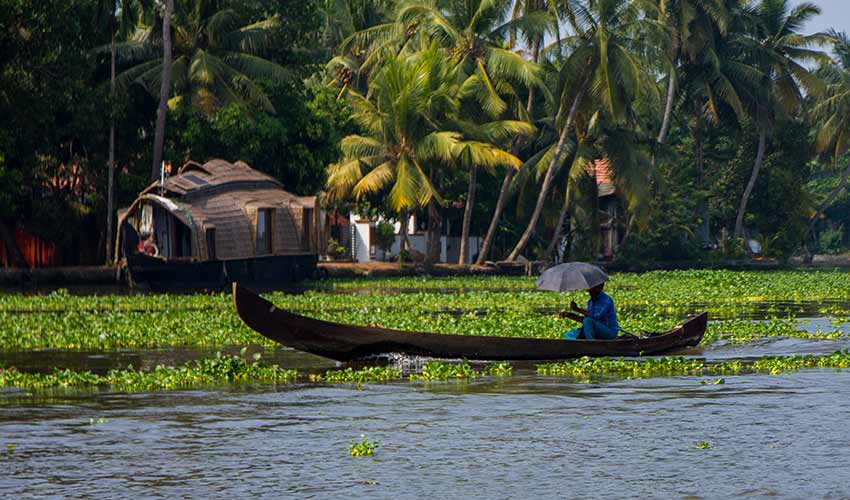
[3,292,850,498]
[3,348,850,498]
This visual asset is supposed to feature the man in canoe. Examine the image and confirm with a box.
[559,282,619,340]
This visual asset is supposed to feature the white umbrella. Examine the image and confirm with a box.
[535,262,608,292]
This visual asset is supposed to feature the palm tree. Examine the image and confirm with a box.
[732,0,828,239]
[506,0,660,261]
[320,0,394,52]
[809,31,850,237]
[326,47,528,265]
[114,0,291,179]
[476,0,558,265]
[677,1,758,245]
[151,0,173,182]
[95,0,150,260]
[453,118,535,264]
[352,0,546,264]
[655,0,729,145]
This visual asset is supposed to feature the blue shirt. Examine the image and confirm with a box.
[587,291,619,330]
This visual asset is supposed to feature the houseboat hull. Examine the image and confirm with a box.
[125,253,317,290]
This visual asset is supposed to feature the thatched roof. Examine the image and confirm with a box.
[117,159,320,262]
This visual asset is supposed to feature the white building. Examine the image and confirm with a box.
[348,213,482,263]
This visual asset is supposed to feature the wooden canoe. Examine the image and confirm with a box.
[233,284,708,362]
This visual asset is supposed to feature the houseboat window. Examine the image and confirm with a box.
[256,209,272,255]
[206,228,216,260]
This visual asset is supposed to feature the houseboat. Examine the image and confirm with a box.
[115,159,321,289]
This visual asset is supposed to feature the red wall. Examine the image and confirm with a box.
[0,229,62,268]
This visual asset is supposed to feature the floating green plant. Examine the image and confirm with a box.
[0,352,297,391]
[2,270,850,350]
[696,441,711,449]
[536,350,850,379]
[349,435,379,457]
[483,362,513,377]
[411,360,478,380]
[319,366,402,383]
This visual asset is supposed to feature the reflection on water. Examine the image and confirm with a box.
[1,371,849,499]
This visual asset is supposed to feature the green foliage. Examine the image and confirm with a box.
[483,362,513,377]
[327,237,349,260]
[0,352,297,391]
[5,271,850,350]
[171,83,345,195]
[320,366,401,383]
[375,221,396,256]
[536,350,850,379]
[412,360,478,380]
[349,435,379,456]
[818,226,844,255]
[619,168,701,262]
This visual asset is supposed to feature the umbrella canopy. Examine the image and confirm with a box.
[535,262,608,292]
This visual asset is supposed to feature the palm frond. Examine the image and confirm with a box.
[352,161,395,198]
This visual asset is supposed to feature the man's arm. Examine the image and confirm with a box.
[570,300,589,316]
[558,311,585,323]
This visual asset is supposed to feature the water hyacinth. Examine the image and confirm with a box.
[349,435,379,457]
[536,350,850,378]
[411,361,478,380]
[0,352,297,391]
[318,366,402,383]
[3,271,850,350]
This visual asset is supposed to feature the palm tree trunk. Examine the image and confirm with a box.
[398,210,410,252]
[694,113,710,245]
[151,0,174,182]
[657,70,676,144]
[425,200,442,266]
[507,88,584,261]
[543,190,570,261]
[475,36,541,266]
[808,159,850,235]
[458,162,477,265]
[475,169,514,264]
[106,31,116,263]
[734,126,767,239]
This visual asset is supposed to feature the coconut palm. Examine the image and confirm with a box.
[656,0,729,145]
[732,0,828,239]
[677,1,761,245]
[453,117,535,264]
[333,0,547,109]
[808,31,850,237]
[326,47,526,264]
[352,0,547,264]
[95,0,151,260]
[475,0,558,265]
[113,0,291,179]
[320,0,394,52]
[506,0,660,261]
[151,0,174,182]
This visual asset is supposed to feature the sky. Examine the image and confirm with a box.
[793,0,850,36]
